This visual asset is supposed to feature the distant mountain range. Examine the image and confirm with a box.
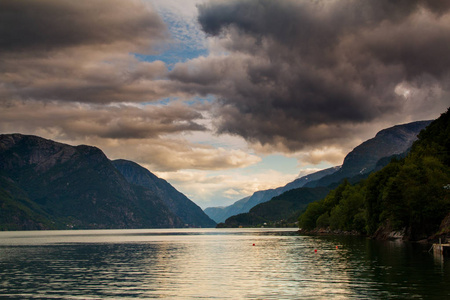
[206,120,432,224]
[0,134,215,230]
[204,166,338,223]
[0,119,432,230]
[218,186,331,228]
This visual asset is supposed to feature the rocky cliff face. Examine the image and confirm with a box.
[112,159,216,228]
[0,134,188,230]
[305,120,432,188]
[0,134,78,172]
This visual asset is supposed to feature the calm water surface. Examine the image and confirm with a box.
[0,228,449,299]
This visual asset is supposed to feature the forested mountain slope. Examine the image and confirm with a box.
[207,121,430,224]
[0,134,213,230]
[299,108,450,241]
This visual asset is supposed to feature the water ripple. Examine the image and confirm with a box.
[0,229,449,299]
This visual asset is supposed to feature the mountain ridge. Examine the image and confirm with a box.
[297,108,450,241]
[112,159,216,228]
[305,120,432,188]
[206,120,432,224]
[0,134,214,230]
[204,166,338,223]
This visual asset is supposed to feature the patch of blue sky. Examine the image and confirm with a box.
[143,0,208,69]
[243,154,300,175]
[141,97,175,106]
[185,95,216,105]
[139,94,214,107]
[239,154,335,179]
[134,46,208,70]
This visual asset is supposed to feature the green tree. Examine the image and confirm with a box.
[299,107,450,240]
[298,201,326,230]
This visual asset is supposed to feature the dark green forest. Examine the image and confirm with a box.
[299,108,450,241]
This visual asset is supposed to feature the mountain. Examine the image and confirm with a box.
[0,134,213,230]
[298,108,450,241]
[218,186,331,228]
[0,175,56,230]
[112,159,215,228]
[218,155,399,228]
[203,196,251,225]
[305,120,432,188]
[204,166,338,223]
[207,120,431,225]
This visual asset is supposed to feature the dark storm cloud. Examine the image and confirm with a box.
[0,0,172,103]
[0,0,167,53]
[170,0,450,151]
[1,0,449,160]
[0,0,261,173]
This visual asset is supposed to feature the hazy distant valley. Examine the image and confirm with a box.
[206,120,432,225]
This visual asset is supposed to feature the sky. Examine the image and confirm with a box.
[1,0,449,209]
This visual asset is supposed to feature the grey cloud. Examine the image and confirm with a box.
[0,54,171,103]
[0,0,168,53]
[175,0,450,151]
[129,141,261,172]
[1,0,449,159]
[357,15,450,80]
[0,0,172,104]
[0,101,206,140]
[0,100,263,172]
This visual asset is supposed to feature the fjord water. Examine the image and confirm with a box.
[0,229,449,299]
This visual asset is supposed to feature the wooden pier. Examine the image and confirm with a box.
[433,242,450,256]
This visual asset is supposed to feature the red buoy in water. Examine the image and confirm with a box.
[314,249,317,253]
